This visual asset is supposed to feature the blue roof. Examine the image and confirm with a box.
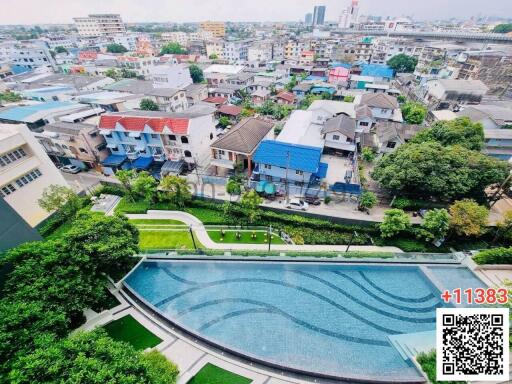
[311,86,336,95]
[101,154,126,167]
[361,64,394,79]
[132,156,154,170]
[253,140,322,174]
[305,75,328,82]
[0,101,77,122]
[331,62,352,69]
[314,162,329,179]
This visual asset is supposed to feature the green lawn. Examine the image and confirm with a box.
[138,230,201,250]
[207,230,285,244]
[187,363,252,384]
[103,315,161,350]
[129,219,185,225]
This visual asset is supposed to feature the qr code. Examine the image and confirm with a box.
[436,308,509,381]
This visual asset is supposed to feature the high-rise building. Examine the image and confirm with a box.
[339,0,359,29]
[73,14,126,37]
[0,124,69,227]
[199,21,226,38]
[313,6,326,26]
[305,13,313,25]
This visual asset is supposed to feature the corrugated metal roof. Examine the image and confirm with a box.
[253,140,322,173]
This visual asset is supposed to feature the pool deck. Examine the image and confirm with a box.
[126,210,403,253]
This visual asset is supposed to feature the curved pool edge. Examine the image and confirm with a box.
[121,282,428,384]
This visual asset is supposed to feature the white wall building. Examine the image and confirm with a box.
[0,41,56,71]
[150,63,193,90]
[0,124,69,226]
[73,14,126,37]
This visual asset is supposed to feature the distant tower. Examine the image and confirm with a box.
[339,0,359,29]
[313,6,326,26]
[305,13,313,25]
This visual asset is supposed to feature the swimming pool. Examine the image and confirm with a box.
[125,260,486,382]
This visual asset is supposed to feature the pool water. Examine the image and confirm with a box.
[125,261,485,381]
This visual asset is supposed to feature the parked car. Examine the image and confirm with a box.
[60,165,81,174]
[304,196,321,206]
[286,198,309,211]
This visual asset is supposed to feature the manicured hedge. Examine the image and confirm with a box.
[473,247,512,265]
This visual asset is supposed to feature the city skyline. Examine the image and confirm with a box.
[2,0,512,25]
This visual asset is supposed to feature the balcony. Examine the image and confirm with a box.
[153,153,166,162]
[126,151,138,160]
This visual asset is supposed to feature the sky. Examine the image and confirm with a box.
[2,0,512,25]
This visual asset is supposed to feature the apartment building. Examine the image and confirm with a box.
[150,63,193,89]
[117,55,160,78]
[0,41,56,71]
[206,39,224,59]
[73,14,126,37]
[223,40,251,64]
[200,21,226,38]
[284,40,311,60]
[0,123,69,226]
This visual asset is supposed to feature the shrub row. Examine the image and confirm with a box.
[473,247,512,265]
[391,197,447,211]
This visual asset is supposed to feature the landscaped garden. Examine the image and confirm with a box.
[138,230,200,250]
[187,363,252,384]
[103,315,162,350]
[207,230,285,244]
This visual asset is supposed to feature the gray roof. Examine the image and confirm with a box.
[355,105,373,119]
[103,78,183,97]
[211,118,274,154]
[484,129,512,140]
[25,74,109,90]
[44,121,96,135]
[360,93,399,109]
[184,83,207,97]
[227,72,255,82]
[321,115,356,139]
[293,83,313,92]
[458,105,512,125]
[436,79,489,93]
[375,121,423,143]
[146,87,182,97]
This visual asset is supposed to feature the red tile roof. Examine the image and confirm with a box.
[204,96,228,105]
[217,104,242,116]
[276,91,296,103]
[99,115,189,134]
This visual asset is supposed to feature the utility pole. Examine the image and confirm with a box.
[345,231,358,253]
[268,225,272,252]
[189,225,197,250]
[285,151,290,203]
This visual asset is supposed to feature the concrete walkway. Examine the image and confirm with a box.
[126,210,403,253]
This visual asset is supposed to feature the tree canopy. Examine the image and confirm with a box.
[449,199,489,237]
[372,141,509,201]
[422,208,450,240]
[387,54,418,73]
[412,117,485,151]
[401,102,427,125]
[380,209,411,238]
[9,330,178,384]
[160,42,187,55]
[240,190,263,224]
[188,64,204,83]
[106,43,128,53]
[140,98,159,111]
[159,175,191,208]
[54,46,68,54]
[493,24,512,34]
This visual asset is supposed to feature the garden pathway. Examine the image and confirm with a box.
[126,210,403,253]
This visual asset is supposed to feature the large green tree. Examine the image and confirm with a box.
[240,190,263,224]
[9,330,178,384]
[160,42,187,55]
[140,98,159,111]
[422,208,450,240]
[372,142,509,201]
[106,43,128,53]
[493,24,512,33]
[412,117,485,151]
[189,64,204,83]
[38,184,81,216]
[159,175,192,208]
[387,54,418,73]
[132,171,158,202]
[380,209,411,238]
[449,199,489,237]
[401,102,427,125]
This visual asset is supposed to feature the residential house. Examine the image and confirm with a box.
[251,89,271,105]
[184,83,208,106]
[360,64,394,82]
[483,129,512,161]
[328,66,350,84]
[275,91,296,105]
[292,83,313,100]
[216,104,243,123]
[35,121,109,169]
[363,121,422,153]
[424,79,488,107]
[209,84,244,100]
[321,114,357,155]
[210,117,274,176]
[204,64,245,87]
[98,105,217,175]
[456,104,512,130]
[357,93,402,122]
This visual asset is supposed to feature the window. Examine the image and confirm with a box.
[0,183,16,197]
[168,134,176,141]
[79,148,88,153]
[264,164,272,170]
[151,134,158,139]
[210,133,214,140]
[184,150,192,158]
[181,136,189,144]
[360,121,369,127]
[218,150,226,156]
[296,170,304,176]
[0,147,27,167]
[386,141,397,149]
[333,135,340,141]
